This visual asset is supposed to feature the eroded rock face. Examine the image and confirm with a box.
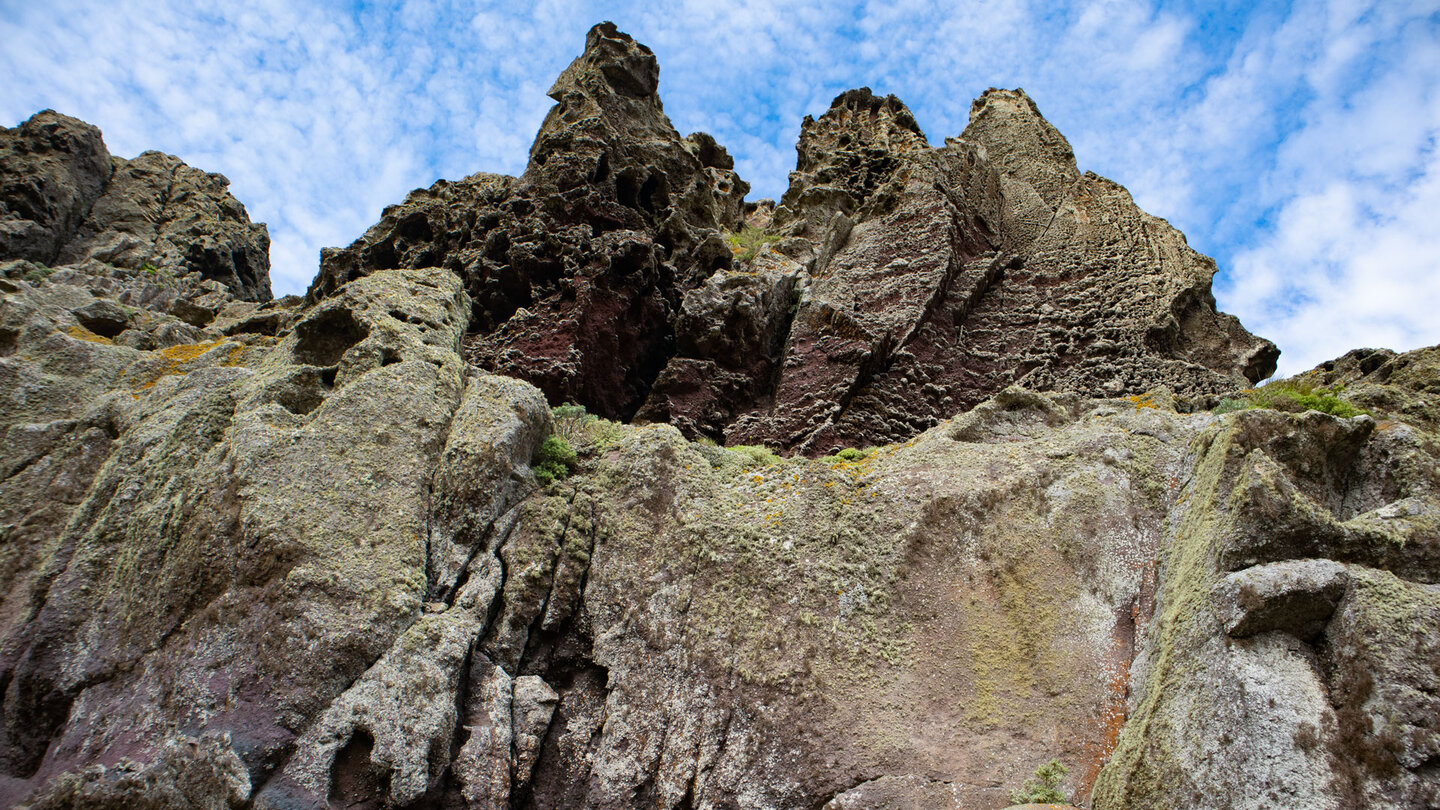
[1,110,272,304]
[1094,390,1440,809]
[311,22,746,423]
[712,87,1278,454]
[1,20,1435,810]
[315,25,1274,454]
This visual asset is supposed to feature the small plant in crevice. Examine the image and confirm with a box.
[532,434,577,486]
[724,225,782,264]
[552,403,597,445]
[1009,758,1069,805]
[22,264,54,285]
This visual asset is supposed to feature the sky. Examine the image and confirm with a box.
[2,0,1437,377]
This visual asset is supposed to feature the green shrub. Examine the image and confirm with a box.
[532,434,577,486]
[1212,397,1249,415]
[1213,379,1364,418]
[1009,759,1069,804]
[729,444,780,467]
[819,446,874,464]
[552,403,597,445]
[725,225,782,263]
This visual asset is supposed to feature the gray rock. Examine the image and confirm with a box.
[1,111,271,305]
[0,112,112,265]
[70,298,131,338]
[1214,559,1349,640]
[59,151,271,302]
[1,22,1437,810]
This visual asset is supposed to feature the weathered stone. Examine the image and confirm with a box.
[70,299,131,338]
[2,21,1438,810]
[1213,559,1350,640]
[313,27,1271,454]
[821,774,964,809]
[1,111,271,306]
[724,87,1277,453]
[1093,390,1440,810]
[0,267,481,804]
[312,23,745,424]
[0,112,112,265]
[58,151,272,302]
[18,734,249,810]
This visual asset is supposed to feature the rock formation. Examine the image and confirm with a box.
[2,110,273,306]
[312,23,1276,455]
[0,20,1434,810]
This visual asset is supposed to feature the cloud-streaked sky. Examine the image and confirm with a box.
[3,0,1437,376]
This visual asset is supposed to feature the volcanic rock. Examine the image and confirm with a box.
[1,20,1435,810]
[1,110,272,304]
[315,26,1274,454]
[311,21,746,423]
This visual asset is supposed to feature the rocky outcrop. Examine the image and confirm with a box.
[1,20,1434,810]
[1093,397,1440,809]
[1,110,272,304]
[310,22,746,423]
[314,24,1274,454]
[698,87,1278,453]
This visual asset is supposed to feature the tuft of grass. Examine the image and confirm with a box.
[552,403,597,445]
[1213,379,1364,418]
[532,434,577,486]
[22,263,54,285]
[728,444,780,467]
[1010,758,1069,804]
[724,225,782,263]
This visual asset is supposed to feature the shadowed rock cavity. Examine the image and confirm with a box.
[312,24,1275,454]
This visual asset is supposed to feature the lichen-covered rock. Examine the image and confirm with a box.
[1,20,1436,810]
[0,264,552,807]
[1,111,271,304]
[1094,389,1440,809]
[472,389,1200,809]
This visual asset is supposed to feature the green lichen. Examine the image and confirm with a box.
[1091,419,1247,808]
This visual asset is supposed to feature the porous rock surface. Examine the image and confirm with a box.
[312,23,1276,455]
[1,20,1436,810]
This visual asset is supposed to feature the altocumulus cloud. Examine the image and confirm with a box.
[2,0,1436,377]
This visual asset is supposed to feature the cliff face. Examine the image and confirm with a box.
[0,21,1435,810]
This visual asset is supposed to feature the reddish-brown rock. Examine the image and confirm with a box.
[314,37,1274,452]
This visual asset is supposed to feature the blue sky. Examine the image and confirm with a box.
[3,0,1437,376]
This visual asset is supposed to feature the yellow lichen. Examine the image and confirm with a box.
[65,325,113,345]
